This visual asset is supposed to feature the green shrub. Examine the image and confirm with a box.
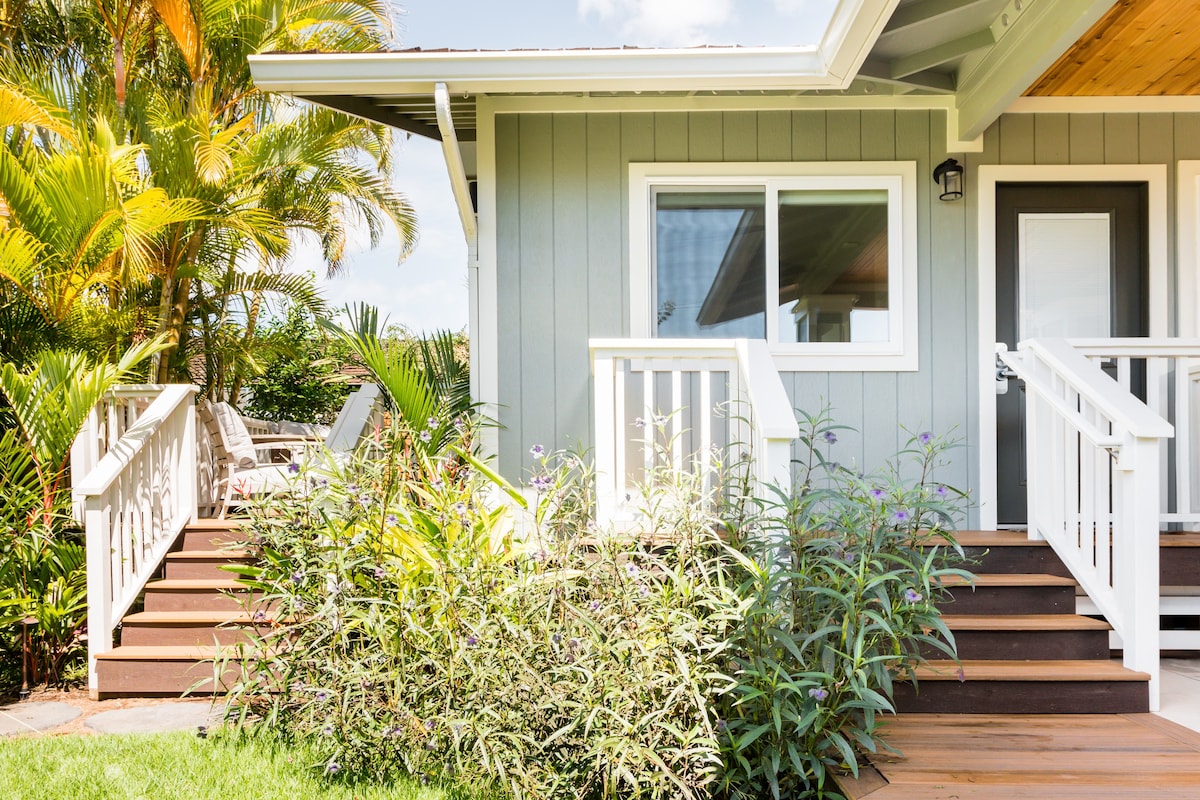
[226,429,742,799]
[715,410,970,798]
[224,409,969,800]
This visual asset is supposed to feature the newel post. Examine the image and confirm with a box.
[593,350,618,526]
[84,496,113,699]
[1114,434,1161,711]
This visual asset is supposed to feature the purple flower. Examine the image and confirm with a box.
[633,417,646,429]
[322,725,333,736]
[919,431,934,445]
[454,501,468,516]
[466,634,478,647]
[253,610,267,623]
[315,690,328,702]
[453,417,467,430]
[903,588,923,603]
[290,570,304,585]
[529,444,546,458]
[426,416,439,428]
[869,488,885,500]
[431,478,445,490]
[374,566,386,581]
[892,509,910,524]
[287,462,300,474]
[531,474,553,492]
[425,719,436,731]
[808,687,829,701]
[935,485,949,498]
[551,633,562,645]
[624,562,639,577]
[823,431,838,445]
[418,430,432,443]
[715,718,728,732]
[589,600,601,612]
[325,760,340,775]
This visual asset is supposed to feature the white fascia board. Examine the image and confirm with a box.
[249,47,834,96]
[821,0,904,85]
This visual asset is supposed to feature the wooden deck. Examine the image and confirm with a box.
[837,713,1200,799]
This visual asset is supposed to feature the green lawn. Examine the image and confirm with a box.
[0,731,486,800]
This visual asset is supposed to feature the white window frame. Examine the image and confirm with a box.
[629,161,918,371]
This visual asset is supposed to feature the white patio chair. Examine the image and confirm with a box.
[198,384,384,518]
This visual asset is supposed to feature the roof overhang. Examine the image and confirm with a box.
[248,0,902,141]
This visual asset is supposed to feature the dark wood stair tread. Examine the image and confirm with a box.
[165,549,254,560]
[942,573,1076,587]
[911,660,1149,682]
[122,611,272,624]
[95,645,233,660]
[144,579,249,590]
[939,614,1110,631]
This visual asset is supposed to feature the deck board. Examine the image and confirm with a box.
[838,713,1200,798]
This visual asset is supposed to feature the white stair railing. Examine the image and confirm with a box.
[1068,339,1200,528]
[998,339,1172,711]
[71,384,199,696]
[591,338,798,526]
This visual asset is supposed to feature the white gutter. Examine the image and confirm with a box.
[249,46,835,96]
[434,82,477,247]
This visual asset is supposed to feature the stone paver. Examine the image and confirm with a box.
[0,701,81,736]
[84,701,224,734]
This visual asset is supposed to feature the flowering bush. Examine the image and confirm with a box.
[224,408,969,800]
[225,424,744,800]
[714,409,971,798]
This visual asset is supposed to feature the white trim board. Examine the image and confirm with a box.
[1006,96,1200,115]
[975,164,1169,530]
[485,94,984,153]
[475,95,500,461]
[1178,162,1200,339]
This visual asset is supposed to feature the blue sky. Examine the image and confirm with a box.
[294,1,837,333]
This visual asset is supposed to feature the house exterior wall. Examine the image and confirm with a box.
[491,107,1200,526]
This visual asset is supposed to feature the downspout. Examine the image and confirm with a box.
[434,82,477,248]
[434,82,482,412]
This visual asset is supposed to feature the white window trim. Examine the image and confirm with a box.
[629,161,918,372]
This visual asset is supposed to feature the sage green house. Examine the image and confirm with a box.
[250,0,1200,540]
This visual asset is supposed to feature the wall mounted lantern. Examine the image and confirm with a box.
[933,158,964,201]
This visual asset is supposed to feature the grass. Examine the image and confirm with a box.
[0,730,490,800]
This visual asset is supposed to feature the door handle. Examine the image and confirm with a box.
[995,355,1019,395]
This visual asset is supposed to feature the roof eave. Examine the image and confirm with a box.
[248,47,836,97]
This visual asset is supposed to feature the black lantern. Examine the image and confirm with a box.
[932,158,964,201]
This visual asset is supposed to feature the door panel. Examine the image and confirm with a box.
[996,183,1147,526]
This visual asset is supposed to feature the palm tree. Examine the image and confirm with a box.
[1,0,418,386]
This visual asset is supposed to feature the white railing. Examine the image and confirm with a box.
[591,338,798,526]
[1068,338,1200,527]
[998,338,1171,710]
[71,384,199,695]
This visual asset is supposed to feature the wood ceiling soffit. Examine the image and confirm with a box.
[1026,0,1200,96]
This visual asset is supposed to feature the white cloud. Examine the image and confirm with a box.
[579,0,733,47]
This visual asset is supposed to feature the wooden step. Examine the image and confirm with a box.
[120,611,276,647]
[178,520,247,550]
[894,659,1149,714]
[163,550,255,580]
[93,645,245,697]
[937,573,1077,615]
[943,531,1072,577]
[141,579,261,612]
[835,713,1200,799]
[927,614,1112,661]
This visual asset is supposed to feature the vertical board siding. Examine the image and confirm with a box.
[493,108,1200,525]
